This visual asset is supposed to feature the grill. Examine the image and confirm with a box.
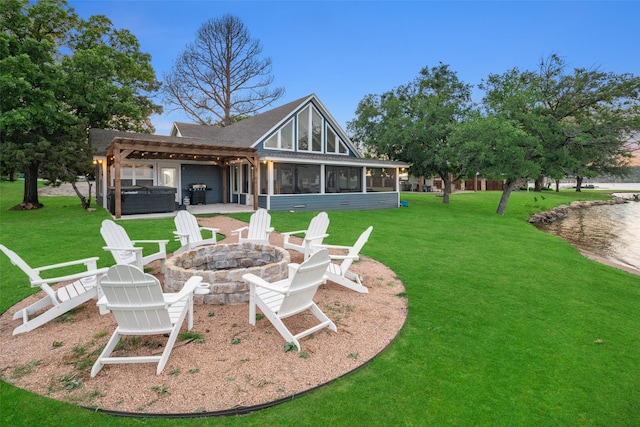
[188,183,209,205]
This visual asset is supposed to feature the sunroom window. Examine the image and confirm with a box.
[366,167,396,192]
[273,163,320,194]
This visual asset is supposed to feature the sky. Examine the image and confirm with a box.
[67,0,640,136]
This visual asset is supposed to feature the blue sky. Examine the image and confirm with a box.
[68,0,640,135]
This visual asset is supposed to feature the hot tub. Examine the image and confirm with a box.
[108,186,176,215]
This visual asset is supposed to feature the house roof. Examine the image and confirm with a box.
[90,94,407,168]
[89,128,257,163]
[172,95,312,148]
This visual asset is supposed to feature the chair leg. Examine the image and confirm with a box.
[91,330,123,377]
[157,310,189,375]
[256,300,299,350]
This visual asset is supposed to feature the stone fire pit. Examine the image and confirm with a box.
[164,243,290,305]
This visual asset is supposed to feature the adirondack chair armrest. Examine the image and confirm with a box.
[231,226,248,235]
[102,245,143,253]
[266,227,274,233]
[131,239,169,248]
[303,233,329,242]
[30,267,109,286]
[328,254,359,261]
[33,256,101,273]
[281,229,306,237]
[243,273,290,294]
[200,227,219,233]
[288,262,301,276]
[164,276,206,304]
[173,231,189,238]
[312,243,351,251]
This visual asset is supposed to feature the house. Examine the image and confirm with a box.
[90,94,409,218]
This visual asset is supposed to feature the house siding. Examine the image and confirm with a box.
[267,192,399,212]
[180,164,223,204]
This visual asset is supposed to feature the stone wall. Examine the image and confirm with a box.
[164,243,290,305]
[528,197,628,224]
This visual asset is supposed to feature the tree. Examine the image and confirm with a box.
[453,113,542,215]
[163,14,284,127]
[348,63,473,203]
[532,55,640,191]
[0,0,161,209]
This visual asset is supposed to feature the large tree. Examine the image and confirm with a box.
[162,14,284,127]
[532,55,640,191]
[348,63,473,203]
[0,0,161,209]
[481,55,640,194]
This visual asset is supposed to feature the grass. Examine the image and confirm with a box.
[1,180,639,425]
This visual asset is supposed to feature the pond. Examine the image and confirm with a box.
[535,195,640,273]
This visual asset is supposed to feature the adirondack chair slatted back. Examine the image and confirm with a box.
[100,265,172,333]
[100,220,137,265]
[174,211,201,247]
[246,209,271,242]
[304,212,330,257]
[0,244,42,283]
[278,249,330,318]
[340,226,373,275]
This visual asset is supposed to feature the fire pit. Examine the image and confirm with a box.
[164,243,290,304]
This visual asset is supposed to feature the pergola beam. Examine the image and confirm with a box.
[105,137,259,218]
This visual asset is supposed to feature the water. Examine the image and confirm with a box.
[536,193,640,273]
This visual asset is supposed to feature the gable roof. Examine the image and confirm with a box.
[171,94,361,157]
[172,95,311,148]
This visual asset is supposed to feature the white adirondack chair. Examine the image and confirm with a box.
[173,210,219,254]
[0,244,109,335]
[243,249,336,351]
[100,220,168,272]
[91,264,209,377]
[314,226,373,294]
[282,212,330,259]
[232,208,274,245]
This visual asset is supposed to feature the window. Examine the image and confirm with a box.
[273,163,320,194]
[260,162,268,194]
[297,104,323,153]
[366,168,396,192]
[263,119,294,150]
[297,106,309,151]
[325,166,362,193]
[325,124,349,155]
[111,163,153,187]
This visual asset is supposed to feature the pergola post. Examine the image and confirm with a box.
[113,148,122,219]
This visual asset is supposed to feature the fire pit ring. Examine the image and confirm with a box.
[164,243,290,305]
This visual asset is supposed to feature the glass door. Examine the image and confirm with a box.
[160,166,178,202]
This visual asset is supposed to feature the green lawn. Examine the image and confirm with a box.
[1,181,638,426]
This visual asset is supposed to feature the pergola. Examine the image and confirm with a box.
[105,136,259,218]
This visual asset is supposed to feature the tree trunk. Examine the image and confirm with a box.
[575,176,583,192]
[71,177,93,209]
[442,174,451,204]
[22,163,43,208]
[534,175,543,192]
[496,179,518,215]
[555,179,560,192]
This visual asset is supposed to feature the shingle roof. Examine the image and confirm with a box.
[89,128,208,156]
[173,95,313,148]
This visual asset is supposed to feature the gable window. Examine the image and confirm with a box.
[264,119,294,150]
[297,105,323,153]
[325,166,362,193]
[325,125,349,155]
